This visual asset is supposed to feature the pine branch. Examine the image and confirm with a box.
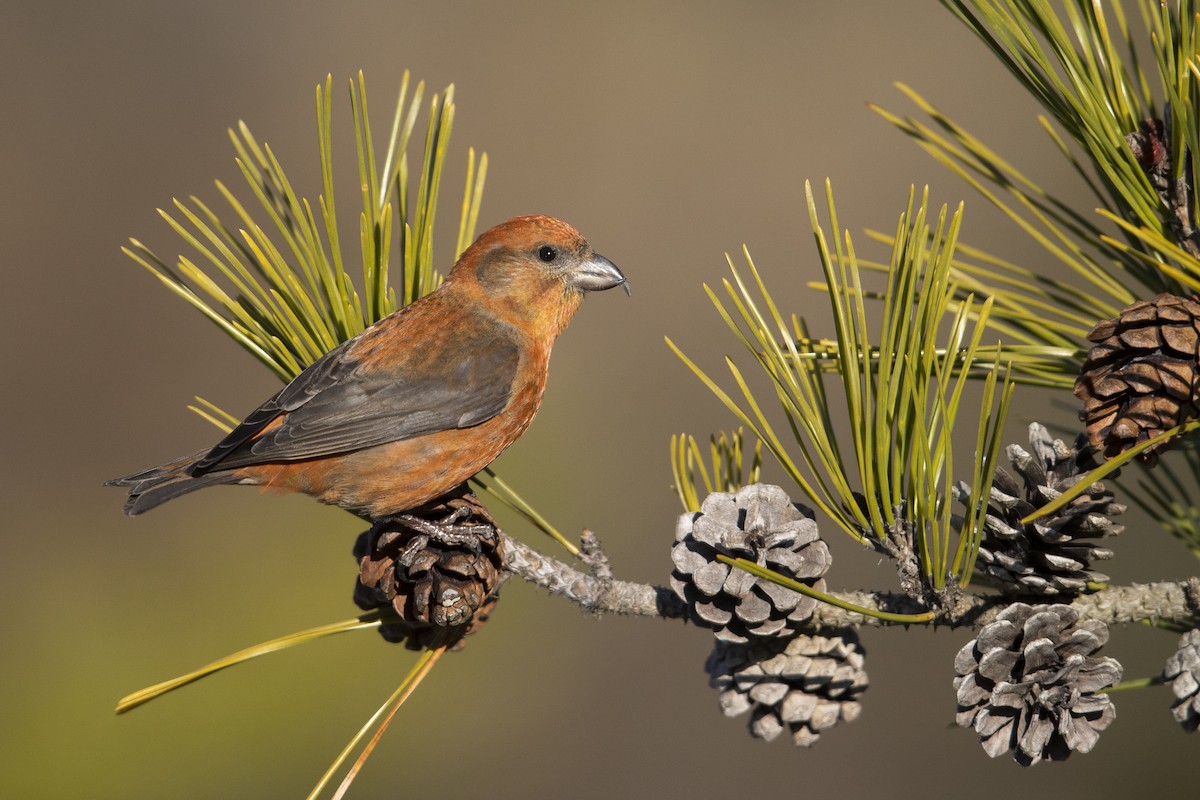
[502,530,1200,631]
[501,531,687,619]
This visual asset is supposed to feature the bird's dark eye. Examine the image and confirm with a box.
[537,245,558,263]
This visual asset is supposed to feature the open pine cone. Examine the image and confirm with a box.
[1074,293,1200,465]
[354,488,504,650]
[1164,628,1200,733]
[957,423,1124,596]
[706,629,867,747]
[953,603,1121,766]
[670,484,830,643]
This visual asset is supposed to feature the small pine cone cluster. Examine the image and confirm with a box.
[1164,627,1200,732]
[958,423,1124,596]
[670,484,830,642]
[354,489,504,650]
[706,629,867,747]
[954,603,1121,766]
[1074,293,1200,465]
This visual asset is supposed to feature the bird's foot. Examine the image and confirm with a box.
[397,505,495,554]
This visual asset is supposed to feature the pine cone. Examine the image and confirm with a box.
[953,603,1121,766]
[1163,628,1200,732]
[706,629,867,747]
[670,484,830,643]
[958,423,1124,596]
[354,489,504,650]
[1074,293,1200,465]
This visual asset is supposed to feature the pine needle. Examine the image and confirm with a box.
[307,645,447,800]
[116,611,386,714]
[671,179,1012,591]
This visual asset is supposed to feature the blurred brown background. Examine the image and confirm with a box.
[1,2,1192,797]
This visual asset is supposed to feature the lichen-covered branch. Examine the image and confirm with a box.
[501,532,686,619]
[501,532,1200,632]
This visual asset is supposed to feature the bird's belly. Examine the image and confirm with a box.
[243,408,537,518]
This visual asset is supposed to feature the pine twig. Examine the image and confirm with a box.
[500,531,1200,632]
[500,532,685,619]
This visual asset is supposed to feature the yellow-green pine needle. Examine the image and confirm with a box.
[720,556,935,624]
[308,645,445,800]
[1025,419,1200,523]
[471,467,578,556]
[116,611,386,714]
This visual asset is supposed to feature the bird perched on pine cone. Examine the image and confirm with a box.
[109,215,628,519]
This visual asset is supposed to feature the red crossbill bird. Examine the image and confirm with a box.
[109,214,628,519]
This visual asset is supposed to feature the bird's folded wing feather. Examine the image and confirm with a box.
[191,320,520,474]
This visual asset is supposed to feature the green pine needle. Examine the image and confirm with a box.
[719,556,936,624]
[1130,445,1200,559]
[308,645,446,800]
[670,429,763,512]
[469,466,578,555]
[126,71,569,548]
[1023,419,1200,524]
[670,179,1013,592]
[124,69,485,381]
[126,71,469,378]
[879,1,1200,555]
[116,610,387,714]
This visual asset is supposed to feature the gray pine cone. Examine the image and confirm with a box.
[957,423,1124,596]
[1164,628,1200,732]
[670,484,830,643]
[706,629,867,746]
[953,602,1122,766]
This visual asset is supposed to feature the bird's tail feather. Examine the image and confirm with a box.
[106,450,239,515]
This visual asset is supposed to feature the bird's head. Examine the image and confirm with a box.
[450,215,628,338]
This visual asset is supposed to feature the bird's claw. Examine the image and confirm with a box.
[397,508,494,554]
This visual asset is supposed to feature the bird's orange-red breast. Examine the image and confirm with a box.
[109,215,628,518]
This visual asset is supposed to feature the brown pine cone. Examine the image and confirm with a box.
[1074,293,1200,465]
[354,488,504,650]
